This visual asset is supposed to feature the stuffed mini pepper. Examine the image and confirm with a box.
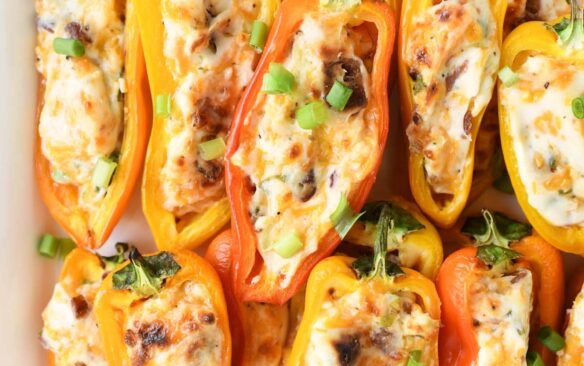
[226,0,395,304]
[438,211,564,366]
[35,0,149,248]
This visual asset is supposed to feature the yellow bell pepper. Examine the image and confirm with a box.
[398,0,507,228]
[498,3,584,255]
[345,197,443,279]
[136,0,279,250]
[288,203,441,365]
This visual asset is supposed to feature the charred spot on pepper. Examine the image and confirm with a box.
[324,58,367,111]
[70,295,90,319]
[334,334,360,366]
[65,22,92,44]
[297,169,317,202]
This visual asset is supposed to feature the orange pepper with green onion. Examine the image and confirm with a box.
[288,202,441,365]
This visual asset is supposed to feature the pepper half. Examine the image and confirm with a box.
[226,0,395,305]
[288,203,441,365]
[345,197,443,280]
[95,249,231,366]
[437,211,564,366]
[136,0,279,251]
[398,0,507,228]
[498,3,584,255]
[35,1,150,249]
[205,230,289,366]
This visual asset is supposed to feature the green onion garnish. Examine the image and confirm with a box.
[330,193,364,239]
[572,96,584,119]
[498,66,520,87]
[537,325,566,352]
[296,101,328,129]
[37,234,59,258]
[53,38,85,57]
[58,238,77,259]
[326,80,353,111]
[526,351,545,366]
[261,63,295,94]
[406,350,423,366]
[155,94,171,117]
[249,20,268,52]
[198,137,226,161]
[51,169,69,184]
[92,157,118,189]
[273,232,304,258]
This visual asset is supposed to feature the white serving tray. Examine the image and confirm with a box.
[0,1,581,364]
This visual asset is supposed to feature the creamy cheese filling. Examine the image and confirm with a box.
[36,0,125,210]
[241,302,289,366]
[304,281,439,366]
[41,282,106,366]
[558,285,584,365]
[535,0,570,20]
[470,268,533,366]
[124,280,224,366]
[231,11,380,287]
[501,55,584,227]
[159,0,258,216]
[405,0,499,194]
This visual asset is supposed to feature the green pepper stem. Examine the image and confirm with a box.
[372,204,391,278]
[554,0,584,49]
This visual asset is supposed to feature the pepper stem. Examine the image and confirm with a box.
[372,204,391,278]
[552,0,584,49]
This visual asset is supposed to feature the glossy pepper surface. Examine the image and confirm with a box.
[498,3,584,255]
[437,211,564,366]
[35,1,149,249]
[398,0,507,228]
[226,0,395,305]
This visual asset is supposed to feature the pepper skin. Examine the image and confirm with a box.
[398,0,507,228]
[437,237,564,365]
[226,0,395,305]
[498,8,584,255]
[35,1,150,249]
[94,250,231,366]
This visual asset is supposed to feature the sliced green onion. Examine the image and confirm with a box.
[572,96,584,119]
[53,37,85,57]
[296,101,328,129]
[51,169,69,184]
[406,350,423,366]
[92,157,118,189]
[272,232,303,258]
[38,234,59,258]
[155,94,172,117]
[326,80,353,111]
[498,66,520,87]
[330,193,365,239]
[249,20,268,52]
[526,351,545,366]
[198,137,226,161]
[261,63,295,94]
[58,238,77,259]
[537,325,566,352]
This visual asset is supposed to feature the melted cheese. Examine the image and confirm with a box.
[231,12,379,287]
[405,0,499,194]
[41,282,106,366]
[304,281,439,365]
[159,0,258,216]
[536,0,570,21]
[470,269,533,366]
[36,0,125,210]
[501,55,584,227]
[558,285,584,365]
[241,302,289,366]
[124,280,224,366]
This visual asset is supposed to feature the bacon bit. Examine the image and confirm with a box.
[329,171,336,188]
[544,81,550,89]
[472,319,481,327]
[463,111,472,135]
[415,48,430,66]
[298,169,317,202]
[138,320,168,347]
[176,156,185,167]
[195,159,223,186]
[426,82,438,100]
[334,334,360,366]
[510,270,528,284]
[65,22,92,44]
[438,8,450,21]
[71,295,90,319]
[402,300,412,314]
[125,329,138,347]
[199,312,216,324]
[445,60,468,92]
[245,175,257,194]
[412,112,423,125]
[289,144,301,159]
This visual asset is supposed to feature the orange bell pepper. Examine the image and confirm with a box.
[288,203,440,365]
[437,211,564,366]
[136,0,279,251]
[205,230,289,366]
[95,249,231,366]
[398,0,507,228]
[226,0,395,305]
[498,2,584,255]
[559,268,584,365]
[35,1,150,249]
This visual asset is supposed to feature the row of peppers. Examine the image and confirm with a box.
[48,196,578,365]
